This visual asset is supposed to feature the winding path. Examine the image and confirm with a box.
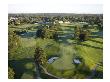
[35,63,61,79]
[40,65,61,79]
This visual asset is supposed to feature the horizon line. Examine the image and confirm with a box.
[8,13,103,14]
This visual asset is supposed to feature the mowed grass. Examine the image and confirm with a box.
[58,25,74,34]
[9,22,103,78]
[75,38,103,69]
[12,37,36,59]
[9,24,38,33]
[9,24,38,29]
[9,24,38,78]
[52,44,75,70]
[60,22,83,27]
[52,23,103,72]
[21,38,36,48]
[9,36,37,79]
[9,58,36,79]
[36,38,60,58]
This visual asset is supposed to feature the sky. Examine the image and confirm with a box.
[8,4,103,14]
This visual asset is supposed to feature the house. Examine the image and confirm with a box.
[58,21,63,24]
[9,17,18,21]
[64,21,70,24]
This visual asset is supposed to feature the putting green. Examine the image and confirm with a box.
[52,44,76,70]
[52,24,76,70]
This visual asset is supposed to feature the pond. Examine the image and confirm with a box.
[48,57,59,64]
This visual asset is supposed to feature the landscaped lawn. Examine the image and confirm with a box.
[46,23,103,78]
[21,38,36,48]
[75,38,103,69]
[52,44,75,70]
[9,22,103,79]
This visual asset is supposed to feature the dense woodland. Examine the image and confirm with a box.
[8,13,103,79]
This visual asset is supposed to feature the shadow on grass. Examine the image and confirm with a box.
[89,35,103,38]
[9,58,35,79]
[58,35,102,50]
[91,31,103,36]
[77,42,103,50]
[61,27,74,33]
[63,25,74,28]
[58,37,72,44]
[90,31,103,38]
[19,31,36,38]
[40,73,57,79]
[89,39,103,44]
[92,70,103,79]
[58,33,74,44]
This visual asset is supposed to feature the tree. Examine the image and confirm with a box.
[79,33,86,41]
[42,28,51,39]
[8,31,21,59]
[83,24,88,29]
[34,47,47,78]
[74,26,81,40]
[53,32,58,41]
[15,19,20,25]
[36,29,43,38]
[8,67,15,79]
[34,47,47,66]
[74,26,91,41]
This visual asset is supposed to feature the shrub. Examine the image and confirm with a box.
[8,67,15,79]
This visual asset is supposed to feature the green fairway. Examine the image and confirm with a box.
[9,23,103,78]
[21,38,36,48]
[52,44,75,70]
[9,24,38,29]
[75,38,103,69]
[48,23,103,77]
